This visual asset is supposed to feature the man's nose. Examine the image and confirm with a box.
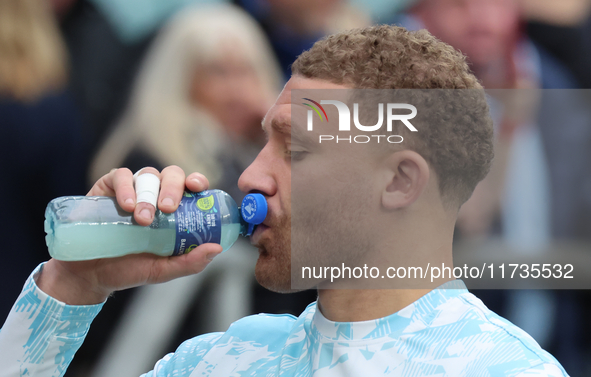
[238,145,277,196]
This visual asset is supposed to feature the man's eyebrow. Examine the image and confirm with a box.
[262,117,292,136]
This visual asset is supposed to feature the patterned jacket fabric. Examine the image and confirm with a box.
[0,264,568,377]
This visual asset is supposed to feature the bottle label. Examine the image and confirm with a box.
[173,191,221,256]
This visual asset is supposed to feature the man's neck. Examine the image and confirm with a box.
[316,287,434,322]
[316,240,454,322]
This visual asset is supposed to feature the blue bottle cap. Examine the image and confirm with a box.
[241,194,267,225]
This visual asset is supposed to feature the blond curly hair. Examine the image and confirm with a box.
[292,25,494,207]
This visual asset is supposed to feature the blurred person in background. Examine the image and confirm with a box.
[58,0,154,158]
[51,0,211,156]
[235,0,370,79]
[74,5,317,375]
[89,4,281,199]
[400,0,591,374]
[522,0,591,89]
[0,0,87,324]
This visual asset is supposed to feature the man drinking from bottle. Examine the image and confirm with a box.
[0,25,568,376]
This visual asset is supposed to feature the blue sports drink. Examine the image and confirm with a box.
[44,190,267,261]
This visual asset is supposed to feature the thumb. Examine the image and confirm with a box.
[146,243,223,284]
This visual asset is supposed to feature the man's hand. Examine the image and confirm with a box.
[36,166,223,305]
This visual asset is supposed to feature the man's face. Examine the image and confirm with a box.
[414,0,520,68]
[238,76,381,292]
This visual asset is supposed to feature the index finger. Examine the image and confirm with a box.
[87,168,136,213]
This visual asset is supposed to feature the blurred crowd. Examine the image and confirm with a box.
[1,0,591,375]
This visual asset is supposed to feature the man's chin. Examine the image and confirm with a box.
[254,250,302,293]
[257,279,306,294]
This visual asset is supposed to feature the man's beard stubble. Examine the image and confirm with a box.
[254,215,295,293]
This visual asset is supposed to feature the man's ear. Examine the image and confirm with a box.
[381,150,430,210]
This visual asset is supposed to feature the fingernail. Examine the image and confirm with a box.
[206,252,218,261]
[162,197,174,207]
[191,177,202,186]
[125,198,134,205]
[140,208,152,220]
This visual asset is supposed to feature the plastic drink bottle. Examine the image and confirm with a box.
[44,190,267,261]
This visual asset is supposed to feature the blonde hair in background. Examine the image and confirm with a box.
[90,4,282,185]
[0,0,68,101]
